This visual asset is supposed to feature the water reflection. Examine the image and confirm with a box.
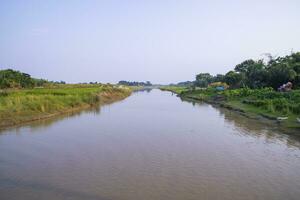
[0,89,300,200]
[2,90,300,149]
[0,90,153,135]
[181,97,300,149]
[0,101,103,135]
[133,88,152,93]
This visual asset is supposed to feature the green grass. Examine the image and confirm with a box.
[0,84,132,128]
[222,88,300,115]
[159,86,189,94]
[161,86,300,131]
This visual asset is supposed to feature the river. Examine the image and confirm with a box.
[0,89,300,200]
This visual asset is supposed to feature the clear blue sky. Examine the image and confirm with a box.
[1,0,300,84]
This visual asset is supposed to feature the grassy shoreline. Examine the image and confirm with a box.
[160,86,300,135]
[0,84,132,129]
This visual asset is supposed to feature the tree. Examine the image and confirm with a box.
[234,59,256,73]
[195,73,213,87]
[193,52,300,90]
[118,80,152,86]
[213,74,225,83]
[233,59,268,88]
[0,69,49,89]
[224,71,243,88]
[267,63,297,89]
[244,62,268,88]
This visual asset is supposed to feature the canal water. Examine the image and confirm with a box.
[0,89,300,200]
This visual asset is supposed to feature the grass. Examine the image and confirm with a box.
[160,86,300,132]
[0,84,132,128]
[159,86,189,94]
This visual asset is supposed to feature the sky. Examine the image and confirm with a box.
[0,0,300,84]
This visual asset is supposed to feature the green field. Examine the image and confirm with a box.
[0,84,132,128]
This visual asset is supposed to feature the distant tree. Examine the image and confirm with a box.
[0,69,61,89]
[213,74,225,83]
[234,59,268,88]
[176,81,194,87]
[0,69,35,89]
[193,52,300,90]
[118,80,152,86]
[224,71,243,88]
[195,73,213,87]
[245,61,268,88]
[145,81,152,86]
[267,63,297,89]
[33,78,48,87]
[234,59,256,73]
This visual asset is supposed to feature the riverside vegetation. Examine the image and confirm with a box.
[161,52,300,134]
[0,69,132,128]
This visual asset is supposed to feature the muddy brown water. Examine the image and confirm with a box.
[0,89,300,200]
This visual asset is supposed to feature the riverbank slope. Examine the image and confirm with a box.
[0,84,132,129]
[160,86,300,134]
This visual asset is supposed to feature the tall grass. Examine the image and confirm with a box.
[162,86,300,115]
[0,84,132,127]
[222,88,300,115]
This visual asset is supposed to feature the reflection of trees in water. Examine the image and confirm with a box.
[181,97,300,149]
[218,108,300,149]
[133,88,152,93]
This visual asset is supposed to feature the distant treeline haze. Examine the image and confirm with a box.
[118,80,152,86]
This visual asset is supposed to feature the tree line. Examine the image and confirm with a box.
[195,52,300,89]
[0,69,67,89]
[0,69,49,89]
[118,80,152,86]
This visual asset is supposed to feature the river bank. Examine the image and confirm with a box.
[160,86,300,135]
[0,84,132,129]
[1,89,300,200]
